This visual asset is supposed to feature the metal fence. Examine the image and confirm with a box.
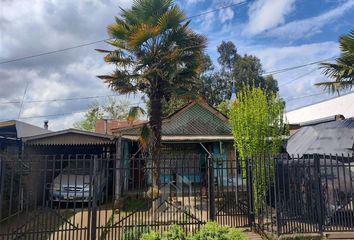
[251,154,354,236]
[0,153,353,239]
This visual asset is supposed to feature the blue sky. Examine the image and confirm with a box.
[180,0,354,109]
[0,0,353,130]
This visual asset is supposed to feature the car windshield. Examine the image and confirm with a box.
[62,161,91,175]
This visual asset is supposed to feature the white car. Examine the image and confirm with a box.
[49,165,106,203]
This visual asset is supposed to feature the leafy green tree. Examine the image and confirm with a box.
[228,86,287,219]
[73,98,130,131]
[233,54,278,93]
[197,42,279,109]
[97,0,206,186]
[217,40,238,72]
[316,29,354,93]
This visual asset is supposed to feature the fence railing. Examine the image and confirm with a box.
[0,153,353,239]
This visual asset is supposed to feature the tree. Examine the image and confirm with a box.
[97,0,206,187]
[316,29,354,93]
[217,40,238,72]
[199,41,279,107]
[73,98,130,131]
[228,86,287,219]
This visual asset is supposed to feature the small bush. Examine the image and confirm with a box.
[162,225,186,240]
[140,231,161,240]
[138,222,247,240]
[191,222,247,240]
[123,227,150,240]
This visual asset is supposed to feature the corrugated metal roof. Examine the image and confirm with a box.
[285,91,354,124]
[114,99,231,138]
[23,129,115,145]
[286,118,354,156]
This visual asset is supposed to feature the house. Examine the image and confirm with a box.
[112,99,237,190]
[285,91,354,125]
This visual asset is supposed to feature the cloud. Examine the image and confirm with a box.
[219,8,234,23]
[0,0,136,130]
[245,0,296,35]
[248,41,340,110]
[184,0,206,5]
[268,0,354,39]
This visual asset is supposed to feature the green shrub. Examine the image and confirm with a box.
[162,225,186,240]
[123,227,150,240]
[190,222,247,240]
[140,231,161,240]
[139,222,247,240]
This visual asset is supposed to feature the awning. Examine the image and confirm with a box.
[122,135,234,142]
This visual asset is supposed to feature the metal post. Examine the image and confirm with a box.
[314,154,324,234]
[247,157,255,229]
[115,137,122,203]
[208,156,216,221]
[90,156,98,240]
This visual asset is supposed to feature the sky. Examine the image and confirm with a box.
[0,0,353,130]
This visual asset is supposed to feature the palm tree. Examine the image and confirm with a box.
[316,29,354,93]
[97,0,206,187]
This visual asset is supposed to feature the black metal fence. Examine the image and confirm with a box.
[0,153,353,239]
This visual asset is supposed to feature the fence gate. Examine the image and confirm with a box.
[0,154,252,240]
[209,157,250,228]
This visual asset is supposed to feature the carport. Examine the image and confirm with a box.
[20,129,117,208]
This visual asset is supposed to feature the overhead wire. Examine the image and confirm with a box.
[0,1,344,120]
[0,100,144,121]
[263,56,336,76]
[0,1,248,65]
[279,67,320,87]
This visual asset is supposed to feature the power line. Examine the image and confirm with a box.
[284,92,326,102]
[279,68,319,87]
[263,56,336,76]
[0,1,248,65]
[0,94,121,105]
[0,40,109,65]
[185,1,247,19]
[0,101,144,121]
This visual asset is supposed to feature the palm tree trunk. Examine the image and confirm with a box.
[149,88,162,222]
[149,89,162,189]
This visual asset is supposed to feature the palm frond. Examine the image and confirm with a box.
[157,6,185,31]
[317,28,354,93]
[138,124,150,151]
[127,106,146,123]
[97,71,139,94]
[107,23,129,39]
[128,24,161,48]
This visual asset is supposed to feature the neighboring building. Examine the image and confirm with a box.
[286,117,354,157]
[285,91,354,124]
[95,119,147,135]
[0,120,51,154]
[112,99,236,189]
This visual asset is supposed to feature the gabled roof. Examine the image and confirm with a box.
[286,118,354,157]
[113,99,232,140]
[23,128,115,146]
